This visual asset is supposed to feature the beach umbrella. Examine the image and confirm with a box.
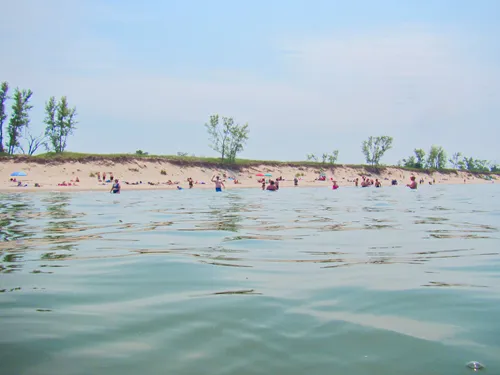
[10,171,27,177]
[256,173,264,176]
[264,173,272,177]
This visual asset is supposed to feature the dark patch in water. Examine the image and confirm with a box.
[423,281,488,288]
[212,289,260,295]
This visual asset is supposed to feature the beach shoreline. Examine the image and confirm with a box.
[0,157,496,193]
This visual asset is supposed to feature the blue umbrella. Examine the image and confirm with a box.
[10,171,27,177]
[264,173,272,177]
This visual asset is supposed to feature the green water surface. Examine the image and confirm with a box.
[1,184,499,375]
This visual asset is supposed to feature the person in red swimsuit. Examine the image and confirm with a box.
[266,180,277,191]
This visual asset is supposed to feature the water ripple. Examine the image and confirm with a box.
[1,185,500,375]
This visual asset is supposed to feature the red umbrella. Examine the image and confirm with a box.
[256,173,264,176]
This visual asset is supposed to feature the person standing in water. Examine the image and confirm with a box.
[211,176,225,192]
[332,180,339,190]
[294,177,298,187]
[266,180,277,191]
[407,176,418,189]
[110,179,121,194]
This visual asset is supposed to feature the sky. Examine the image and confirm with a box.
[1,0,499,164]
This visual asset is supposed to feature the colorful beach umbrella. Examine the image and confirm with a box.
[264,173,272,177]
[10,171,27,177]
[256,173,264,176]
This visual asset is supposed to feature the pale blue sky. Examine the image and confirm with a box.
[1,0,499,164]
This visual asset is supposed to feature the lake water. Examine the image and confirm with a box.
[1,184,499,375]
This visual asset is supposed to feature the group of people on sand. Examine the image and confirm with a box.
[10,178,30,188]
[96,172,114,183]
[57,177,80,187]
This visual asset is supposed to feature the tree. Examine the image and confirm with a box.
[0,82,9,153]
[7,88,33,154]
[449,152,462,169]
[306,153,318,162]
[426,145,447,169]
[462,156,475,171]
[205,114,249,163]
[20,131,46,156]
[414,148,426,169]
[461,157,489,172]
[328,150,339,165]
[402,148,426,169]
[472,159,489,172]
[226,122,249,163]
[490,163,499,173]
[361,136,393,165]
[44,96,77,153]
[402,155,417,168]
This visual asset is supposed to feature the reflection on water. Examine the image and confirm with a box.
[0,185,500,375]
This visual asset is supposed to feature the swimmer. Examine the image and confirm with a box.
[110,179,121,194]
[375,179,381,188]
[332,180,339,190]
[266,180,278,191]
[211,175,225,192]
[406,176,417,189]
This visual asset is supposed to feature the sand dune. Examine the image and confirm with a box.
[0,159,495,192]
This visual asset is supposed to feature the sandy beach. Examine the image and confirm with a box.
[0,159,496,193]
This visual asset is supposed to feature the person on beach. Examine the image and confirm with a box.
[375,179,381,188]
[188,177,194,189]
[110,179,121,194]
[332,180,339,190]
[294,177,298,186]
[266,180,277,191]
[211,176,225,192]
[275,179,280,190]
[262,180,266,190]
[407,176,417,189]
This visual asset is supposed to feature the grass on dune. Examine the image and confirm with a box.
[1,152,498,176]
